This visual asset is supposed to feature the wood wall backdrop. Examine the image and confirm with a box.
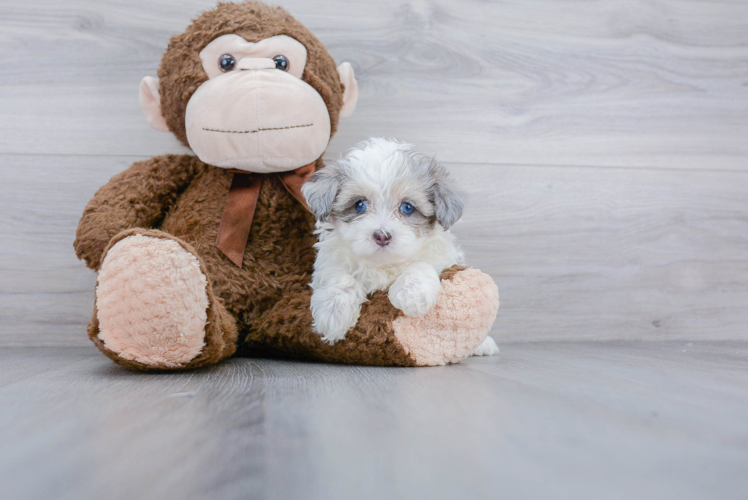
[1,0,747,345]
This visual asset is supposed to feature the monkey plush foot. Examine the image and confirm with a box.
[392,267,499,366]
[94,233,210,368]
[88,230,238,371]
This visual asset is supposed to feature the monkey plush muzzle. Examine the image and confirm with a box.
[185,67,331,173]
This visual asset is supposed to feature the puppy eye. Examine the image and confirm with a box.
[400,202,414,215]
[355,200,367,213]
[273,55,289,71]
[219,54,236,72]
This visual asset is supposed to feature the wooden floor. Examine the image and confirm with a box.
[1,343,747,500]
[1,0,747,498]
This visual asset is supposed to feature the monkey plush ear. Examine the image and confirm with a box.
[337,62,358,119]
[139,77,170,132]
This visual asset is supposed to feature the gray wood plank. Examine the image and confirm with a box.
[0,343,746,500]
[0,0,747,168]
[2,154,747,345]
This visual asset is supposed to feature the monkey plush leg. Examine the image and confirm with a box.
[391,266,499,366]
[88,229,238,371]
[249,266,498,367]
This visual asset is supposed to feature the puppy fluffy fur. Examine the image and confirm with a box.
[302,138,498,356]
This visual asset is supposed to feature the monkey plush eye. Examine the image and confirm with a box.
[400,202,414,215]
[355,200,367,213]
[273,55,289,71]
[219,54,236,72]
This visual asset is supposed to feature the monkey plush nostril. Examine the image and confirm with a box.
[373,231,392,247]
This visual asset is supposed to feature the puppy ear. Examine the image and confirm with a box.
[430,161,467,229]
[301,167,342,221]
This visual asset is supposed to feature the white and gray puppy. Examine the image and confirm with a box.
[301,138,498,356]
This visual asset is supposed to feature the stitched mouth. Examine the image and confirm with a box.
[202,123,313,134]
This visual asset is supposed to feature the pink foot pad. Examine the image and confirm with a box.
[393,268,499,366]
[95,234,209,368]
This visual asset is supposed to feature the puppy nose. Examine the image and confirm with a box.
[237,58,276,71]
[373,230,392,246]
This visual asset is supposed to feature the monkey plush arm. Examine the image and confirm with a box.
[74,154,200,270]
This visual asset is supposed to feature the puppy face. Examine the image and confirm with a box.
[302,138,466,264]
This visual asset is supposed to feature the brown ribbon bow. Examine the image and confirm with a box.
[216,162,316,267]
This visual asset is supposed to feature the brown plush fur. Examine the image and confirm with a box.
[88,227,239,371]
[76,154,422,370]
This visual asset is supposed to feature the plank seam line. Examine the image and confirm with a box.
[1,153,747,175]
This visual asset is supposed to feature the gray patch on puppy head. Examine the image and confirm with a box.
[326,153,368,224]
[398,149,466,230]
[332,196,368,224]
[301,166,345,221]
[386,149,436,234]
[428,160,466,229]
[399,207,436,235]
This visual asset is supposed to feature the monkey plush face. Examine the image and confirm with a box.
[138,1,358,173]
[185,34,333,171]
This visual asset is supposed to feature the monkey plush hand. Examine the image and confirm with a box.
[74,1,499,370]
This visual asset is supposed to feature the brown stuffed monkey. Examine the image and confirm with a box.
[73,1,499,371]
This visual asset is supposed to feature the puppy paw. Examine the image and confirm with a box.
[388,271,441,318]
[311,286,361,344]
[472,336,499,356]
